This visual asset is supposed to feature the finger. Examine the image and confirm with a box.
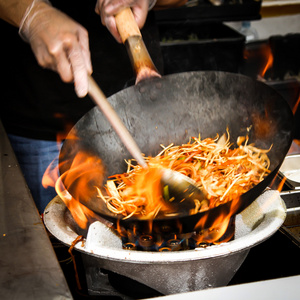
[131,2,148,29]
[55,49,74,83]
[40,39,74,83]
[94,0,105,15]
[102,14,122,43]
[67,44,89,98]
[103,0,133,15]
[78,27,93,75]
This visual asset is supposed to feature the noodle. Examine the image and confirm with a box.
[97,130,271,219]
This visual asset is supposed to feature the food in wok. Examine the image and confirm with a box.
[96,130,271,220]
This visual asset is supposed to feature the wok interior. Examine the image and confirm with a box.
[59,71,293,220]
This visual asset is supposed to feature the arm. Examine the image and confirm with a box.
[0,0,92,98]
[0,0,33,27]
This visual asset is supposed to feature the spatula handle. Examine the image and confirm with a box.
[88,76,147,169]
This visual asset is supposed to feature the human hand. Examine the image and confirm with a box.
[19,0,92,97]
[94,0,157,43]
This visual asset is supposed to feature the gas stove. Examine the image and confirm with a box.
[44,186,299,299]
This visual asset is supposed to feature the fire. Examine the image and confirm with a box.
[243,43,274,80]
[193,195,241,244]
[194,215,231,244]
[260,45,273,78]
[53,113,75,143]
[292,93,300,116]
[110,164,171,219]
[41,118,107,229]
[272,175,286,193]
[55,178,97,229]
[43,147,107,229]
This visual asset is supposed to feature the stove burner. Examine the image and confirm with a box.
[119,220,235,251]
[44,190,286,295]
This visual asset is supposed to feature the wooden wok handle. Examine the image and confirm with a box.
[114,8,141,43]
[115,8,161,83]
[88,76,147,169]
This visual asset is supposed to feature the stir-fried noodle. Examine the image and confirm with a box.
[97,130,271,220]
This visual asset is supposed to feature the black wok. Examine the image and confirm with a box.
[59,71,293,232]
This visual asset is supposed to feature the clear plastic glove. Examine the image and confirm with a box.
[19,0,92,98]
[94,0,157,43]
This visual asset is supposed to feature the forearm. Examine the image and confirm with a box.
[154,0,188,9]
[0,0,34,27]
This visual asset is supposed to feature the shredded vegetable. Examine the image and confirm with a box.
[97,130,271,220]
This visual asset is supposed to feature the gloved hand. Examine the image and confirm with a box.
[94,0,157,43]
[19,0,92,98]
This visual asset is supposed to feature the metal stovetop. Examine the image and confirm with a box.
[0,120,72,299]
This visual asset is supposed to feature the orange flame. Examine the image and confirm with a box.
[292,93,300,116]
[43,147,108,229]
[260,45,273,78]
[274,175,286,192]
[113,165,172,219]
[53,113,76,143]
[193,196,241,244]
[243,43,274,80]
